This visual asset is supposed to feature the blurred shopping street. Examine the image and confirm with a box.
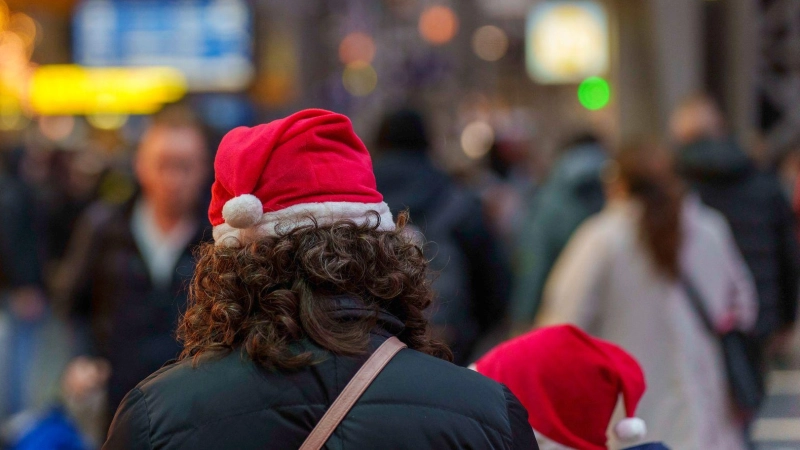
[1,0,800,448]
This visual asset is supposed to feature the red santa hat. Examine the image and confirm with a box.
[208,109,394,246]
[474,325,647,450]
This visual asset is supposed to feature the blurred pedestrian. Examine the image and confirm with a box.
[0,163,78,447]
[538,140,757,449]
[473,324,669,450]
[54,106,211,417]
[510,134,607,333]
[672,94,800,355]
[372,109,513,364]
[103,109,536,450]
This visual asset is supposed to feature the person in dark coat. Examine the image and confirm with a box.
[672,95,800,341]
[373,109,513,364]
[103,109,536,449]
[55,108,211,416]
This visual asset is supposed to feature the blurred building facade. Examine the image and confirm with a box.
[0,0,774,167]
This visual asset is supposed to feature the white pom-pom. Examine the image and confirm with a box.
[614,417,646,442]
[222,194,263,229]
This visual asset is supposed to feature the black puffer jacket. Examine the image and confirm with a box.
[677,139,800,336]
[103,303,536,450]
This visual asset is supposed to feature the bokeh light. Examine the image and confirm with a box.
[460,121,494,159]
[0,1,39,118]
[419,6,458,46]
[339,32,376,65]
[38,115,75,141]
[0,111,24,130]
[29,65,187,115]
[472,25,508,62]
[578,76,611,110]
[87,113,129,130]
[342,61,378,96]
[527,3,609,83]
[8,12,37,51]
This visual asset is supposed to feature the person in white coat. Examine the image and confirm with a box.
[537,140,757,450]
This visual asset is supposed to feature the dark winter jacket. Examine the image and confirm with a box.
[103,301,537,450]
[677,138,800,336]
[56,198,209,412]
[510,144,607,330]
[0,174,41,291]
[374,151,512,364]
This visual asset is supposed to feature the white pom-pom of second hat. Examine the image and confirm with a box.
[222,194,263,229]
[614,417,647,442]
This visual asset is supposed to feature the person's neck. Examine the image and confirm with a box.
[141,200,190,235]
[152,212,185,235]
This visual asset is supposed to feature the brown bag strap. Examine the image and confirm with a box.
[299,336,407,450]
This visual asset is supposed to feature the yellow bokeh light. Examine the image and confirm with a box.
[527,3,608,83]
[342,61,377,96]
[339,32,376,65]
[419,6,458,46]
[87,113,129,130]
[0,81,25,131]
[0,112,25,130]
[29,65,187,115]
[472,25,508,62]
[0,3,38,118]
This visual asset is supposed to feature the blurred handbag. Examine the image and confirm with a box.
[681,275,764,415]
[299,336,406,450]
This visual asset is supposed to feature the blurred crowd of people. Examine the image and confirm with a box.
[0,93,798,449]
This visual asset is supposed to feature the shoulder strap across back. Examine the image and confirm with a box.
[299,336,407,450]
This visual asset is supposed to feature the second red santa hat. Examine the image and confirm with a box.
[474,325,647,450]
[209,109,394,246]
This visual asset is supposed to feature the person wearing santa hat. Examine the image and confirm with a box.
[103,109,536,450]
[473,325,669,450]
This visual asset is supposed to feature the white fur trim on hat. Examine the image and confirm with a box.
[533,429,576,450]
[614,417,647,442]
[213,201,395,247]
[222,194,263,229]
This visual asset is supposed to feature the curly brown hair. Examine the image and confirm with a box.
[177,211,452,369]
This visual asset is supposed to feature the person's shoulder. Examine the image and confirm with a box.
[376,349,511,418]
[391,348,501,387]
[734,166,785,199]
[685,196,728,229]
[136,350,249,395]
[106,352,259,448]
[567,206,624,243]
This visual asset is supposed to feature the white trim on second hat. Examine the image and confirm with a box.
[533,429,576,450]
[213,201,396,247]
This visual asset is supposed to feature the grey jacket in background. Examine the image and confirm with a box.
[510,144,607,330]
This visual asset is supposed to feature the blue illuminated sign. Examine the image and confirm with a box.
[73,0,254,91]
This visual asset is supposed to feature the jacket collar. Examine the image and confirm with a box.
[321,295,406,337]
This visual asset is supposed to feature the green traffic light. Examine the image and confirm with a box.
[578,77,611,110]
